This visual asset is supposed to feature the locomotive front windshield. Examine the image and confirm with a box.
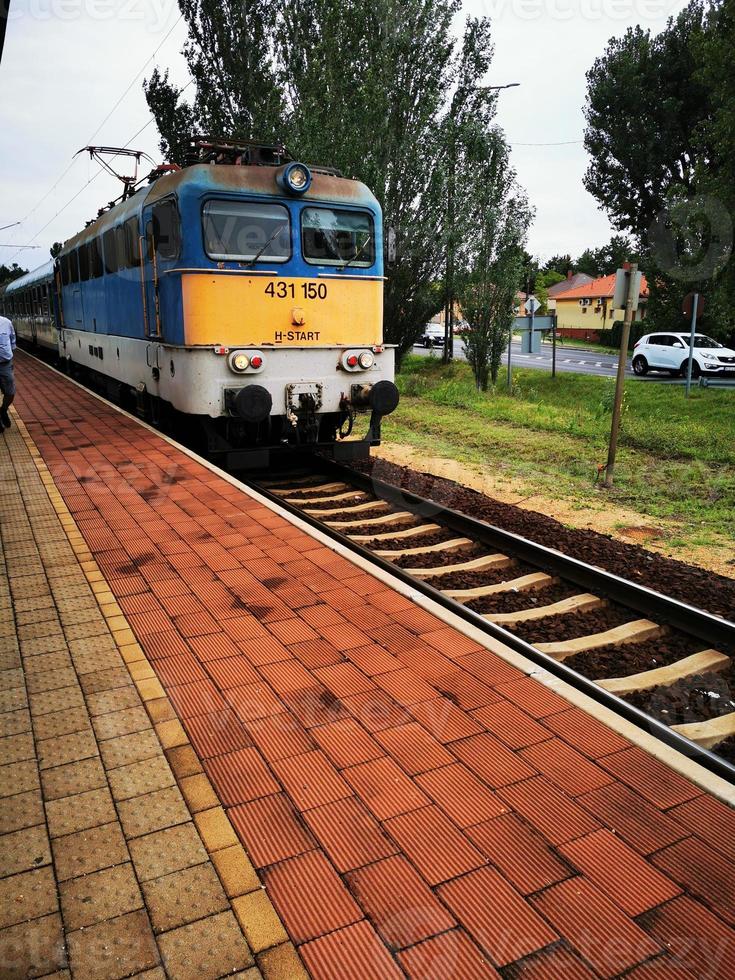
[203,200,291,262]
[301,207,374,267]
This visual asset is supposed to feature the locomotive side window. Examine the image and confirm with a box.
[152,200,181,260]
[301,208,374,267]
[103,229,118,274]
[202,201,290,263]
[78,243,90,282]
[124,217,140,268]
[60,254,70,286]
[69,250,80,284]
[90,238,104,279]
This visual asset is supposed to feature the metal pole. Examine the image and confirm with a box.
[443,117,455,365]
[685,293,699,398]
[604,263,637,489]
[0,1,10,67]
[506,322,513,391]
[552,314,557,378]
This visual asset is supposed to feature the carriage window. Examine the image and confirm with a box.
[103,229,118,274]
[78,244,90,282]
[124,218,140,269]
[301,207,375,267]
[90,238,104,279]
[42,285,49,315]
[202,200,291,262]
[152,200,180,259]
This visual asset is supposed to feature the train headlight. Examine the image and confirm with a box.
[342,349,375,372]
[276,162,313,196]
[228,350,265,374]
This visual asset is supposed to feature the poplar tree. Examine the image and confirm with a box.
[457,133,530,390]
[144,1,525,358]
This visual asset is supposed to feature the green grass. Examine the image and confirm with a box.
[382,356,735,545]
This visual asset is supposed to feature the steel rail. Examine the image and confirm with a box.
[249,456,735,785]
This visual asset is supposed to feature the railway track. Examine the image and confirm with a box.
[252,458,735,783]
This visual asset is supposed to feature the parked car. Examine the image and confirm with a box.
[631,332,735,378]
[417,323,446,348]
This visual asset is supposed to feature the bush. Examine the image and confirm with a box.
[603,320,648,350]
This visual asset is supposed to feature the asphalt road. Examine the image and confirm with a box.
[412,339,689,383]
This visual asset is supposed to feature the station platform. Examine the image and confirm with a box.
[2,349,735,979]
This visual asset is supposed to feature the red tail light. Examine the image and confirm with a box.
[250,355,263,369]
[347,355,358,367]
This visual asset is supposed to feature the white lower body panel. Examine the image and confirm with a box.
[60,330,395,419]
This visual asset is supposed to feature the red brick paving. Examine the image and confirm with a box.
[346,854,455,948]
[397,929,502,978]
[13,351,735,979]
[531,877,659,977]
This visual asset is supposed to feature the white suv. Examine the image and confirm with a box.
[632,332,735,378]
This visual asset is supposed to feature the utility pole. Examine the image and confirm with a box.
[443,116,456,365]
[684,292,699,398]
[604,263,637,489]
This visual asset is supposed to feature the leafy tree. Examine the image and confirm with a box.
[279,3,499,360]
[543,254,573,277]
[144,0,284,163]
[457,135,530,390]
[145,1,509,361]
[574,235,638,278]
[583,3,709,238]
[583,0,732,339]
[0,263,27,286]
[530,269,565,314]
[693,0,735,321]
[539,269,565,288]
[517,249,538,293]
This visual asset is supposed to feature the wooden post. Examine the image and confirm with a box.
[603,263,637,489]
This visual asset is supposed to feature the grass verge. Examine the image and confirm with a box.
[382,356,735,547]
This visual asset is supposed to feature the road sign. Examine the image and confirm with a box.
[682,292,705,320]
[612,268,642,311]
[526,294,541,315]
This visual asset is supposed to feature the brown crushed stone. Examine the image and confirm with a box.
[348,457,735,620]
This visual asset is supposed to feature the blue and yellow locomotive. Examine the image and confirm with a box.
[0,139,399,465]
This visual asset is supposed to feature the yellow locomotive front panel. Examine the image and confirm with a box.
[182,273,384,348]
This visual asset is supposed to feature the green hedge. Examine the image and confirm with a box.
[598,320,648,350]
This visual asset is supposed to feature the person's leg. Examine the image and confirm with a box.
[0,362,15,427]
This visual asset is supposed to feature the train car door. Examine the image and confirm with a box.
[141,197,181,342]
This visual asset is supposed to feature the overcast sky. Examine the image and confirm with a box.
[1,0,687,271]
